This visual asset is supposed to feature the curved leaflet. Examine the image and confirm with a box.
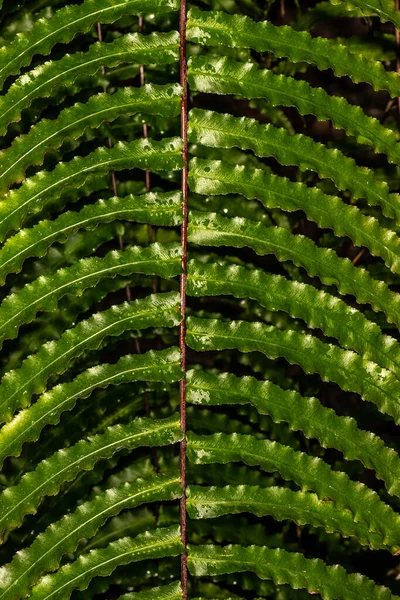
[187,316,400,423]
[187,431,400,550]
[188,110,399,224]
[118,582,183,600]
[0,0,180,87]
[188,211,400,328]
[0,415,182,537]
[186,8,400,96]
[0,243,182,348]
[28,526,183,600]
[0,347,182,462]
[0,475,181,600]
[0,192,182,283]
[187,55,400,164]
[186,369,400,496]
[0,84,182,196]
[187,260,400,378]
[187,484,387,548]
[0,31,180,135]
[0,136,183,242]
[0,292,181,420]
[188,544,398,599]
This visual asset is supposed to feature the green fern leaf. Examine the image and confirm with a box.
[119,582,183,599]
[294,0,365,28]
[0,0,179,87]
[186,369,400,496]
[187,8,400,97]
[0,347,182,463]
[187,316,400,423]
[0,31,180,135]
[189,157,400,270]
[1,0,397,594]
[28,526,183,600]
[0,475,182,600]
[0,84,181,195]
[187,261,400,378]
[0,414,182,536]
[0,291,181,421]
[187,55,400,164]
[188,544,398,600]
[0,136,183,242]
[330,0,400,29]
[0,192,182,283]
[187,485,387,549]
[188,211,400,328]
[0,243,181,348]
[188,110,399,224]
[336,34,397,61]
[187,432,400,550]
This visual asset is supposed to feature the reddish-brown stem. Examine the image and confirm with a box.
[179,0,189,595]
[352,247,366,265]
[280,0,285,20]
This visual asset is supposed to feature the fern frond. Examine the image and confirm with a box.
[0,348,181,463]
[187,432,400,550]
[0,0,179,87]
[0,193,182,283]
[188,544,398,600]
[0,276,135,377]
[28,526,183,600]
[187,485,387,548]
[335,33,397,61]
[330,0,400,29]
[188,211,400,327]
[187,316,400,423]
[188,110,399,224]
[294,0,365,28]
[189,157,400,271]
[187,261,400,378]
[186,369,400,496]
[119,582,183,599]
[187,55,400,163]
[0,292,181,421]
[187,8,400,97]
[0,475,182,600]
[0,243,181,348]
[0,84,181,195]
[0,31,180,135]
[1,0,397,593]
[0,136,183,241]
[0,414,182,537]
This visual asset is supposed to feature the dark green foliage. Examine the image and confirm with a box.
[0,0,399,598]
